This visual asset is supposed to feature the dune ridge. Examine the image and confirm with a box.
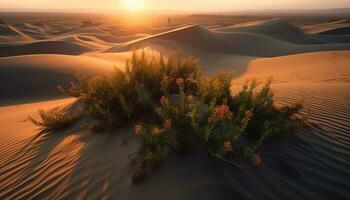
[106,23,350,57]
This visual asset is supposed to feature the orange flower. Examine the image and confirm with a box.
[245,110,253,118]
[152,127,161,136]
[187,95,194,103]
[176,78,184,87]
[214,105,233,120]
[223,141,233,152]
[164,119,172,128]
[160,96,169,106]
[252,154,262,166]
[134,124,142,137]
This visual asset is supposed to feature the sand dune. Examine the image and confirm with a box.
[0,39,92,57]
[319,27,350,35]
[303,19,350,34]
[0,54,118,105]
[236,50,350,83]
[0,24,33,42]
[0,83,349,199]
[106,24,350,57]
[217,19,326,44]
[0,16,350,200]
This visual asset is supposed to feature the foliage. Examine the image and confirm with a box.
[59,51,201,126]
[28,107,79,132]
[52,51,304,183]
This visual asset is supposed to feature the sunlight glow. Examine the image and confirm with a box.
[123,0,143,11]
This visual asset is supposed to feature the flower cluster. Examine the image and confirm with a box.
[160,96,169,106]
[134,124,142,137]
[152,127,161,136]
[245,110,253,118]
[252,154,262,166]
[208,104,233,124]
[223,141,233,152]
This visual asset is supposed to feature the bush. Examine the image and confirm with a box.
[54,51,304,182]
[59,51,201,126]
[28,107,79,132]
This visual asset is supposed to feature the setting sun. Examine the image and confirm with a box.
[123,0,143,11]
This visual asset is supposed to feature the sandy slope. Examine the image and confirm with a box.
[0,83,349,200]
[235,50,350,83]
[0,54,119,105]
[302,19,350,34]
[216,19,326,44]
[0,24,33,42]
[105,24,350,57]
[0,17,350,199]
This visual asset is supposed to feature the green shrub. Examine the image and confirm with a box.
[59,51,201,126]
[28,107,78,132]
[53,51,305,182]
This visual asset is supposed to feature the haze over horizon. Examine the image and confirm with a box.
[1,0,350,12]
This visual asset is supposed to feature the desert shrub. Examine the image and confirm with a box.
[28,107,78,132]
[52,51,305,182]
[232,78,301,140]
[59,51,201,126]
[199,71,234,105]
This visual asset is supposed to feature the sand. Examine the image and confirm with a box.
[235,50,350,83]
[0,15,350,199]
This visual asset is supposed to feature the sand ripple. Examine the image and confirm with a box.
[0,84,349,199]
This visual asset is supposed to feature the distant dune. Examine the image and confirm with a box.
[0,24,33,42]
[236,50,350,83]
[0,54,117,105]
[106,22,350,58]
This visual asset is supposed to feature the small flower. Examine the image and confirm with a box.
[160,96,169,106]
[223,141,233,152]
[164,119,172,128]
[176,78,184,87]
[252,154,262,166]
[134,124,142,137]
[152,127,161,136]
[187,95,194,103]
[245,110,253,118]
[214,105,233,120]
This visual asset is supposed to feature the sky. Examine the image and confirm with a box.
[1,0,350,12]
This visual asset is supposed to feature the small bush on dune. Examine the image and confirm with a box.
[28,107,79,132]
[60,51,201,127]
[35,51,304,183]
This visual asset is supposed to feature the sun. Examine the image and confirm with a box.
[123,0,143,11]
